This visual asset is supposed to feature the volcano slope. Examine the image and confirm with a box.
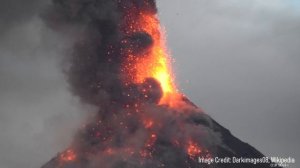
[41,97,275,168]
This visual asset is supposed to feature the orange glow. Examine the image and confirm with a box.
[60,149,76,162]
[187,141,202,158]
[143,119,154,129]
[122,11,180,105]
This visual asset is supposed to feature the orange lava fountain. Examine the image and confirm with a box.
[122,9,180,105]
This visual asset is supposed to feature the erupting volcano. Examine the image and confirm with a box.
[42,0,277,168]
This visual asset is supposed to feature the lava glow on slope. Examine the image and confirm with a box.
[60,149,76,162]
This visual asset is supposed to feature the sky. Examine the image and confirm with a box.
[0,0,299,167]
[158,0,300,164]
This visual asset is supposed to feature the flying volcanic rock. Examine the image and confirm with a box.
[41,0,279,168]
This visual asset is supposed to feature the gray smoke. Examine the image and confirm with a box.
[44,0,162,106]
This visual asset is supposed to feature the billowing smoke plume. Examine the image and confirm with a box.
[45,0,162,106]
[42,1,274,168]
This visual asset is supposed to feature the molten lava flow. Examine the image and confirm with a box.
[122,10,180,105]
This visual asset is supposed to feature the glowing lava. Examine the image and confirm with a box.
[122,8,179,105]
[60,149,76,162]
[187,141,202,158]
